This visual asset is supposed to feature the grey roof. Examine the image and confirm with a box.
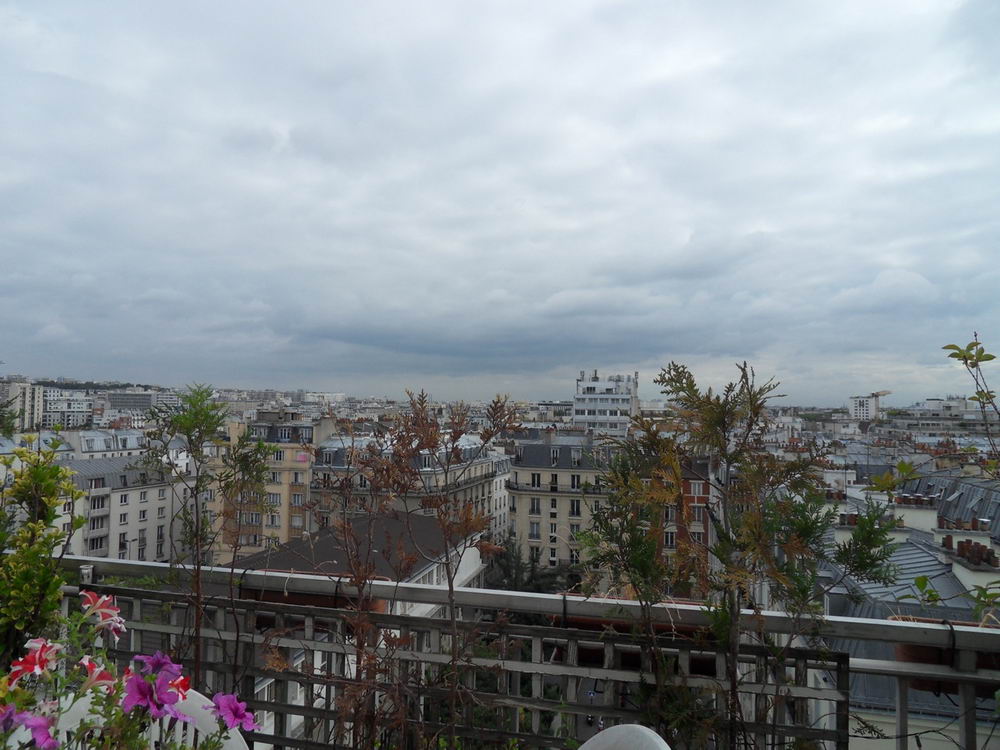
[905,474,1000,544]
[236,511,450,580]
[61,455,168,490]
[847,534,968,604]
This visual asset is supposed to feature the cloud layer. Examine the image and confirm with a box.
[2,0,999,404]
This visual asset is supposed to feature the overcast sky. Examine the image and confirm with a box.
[2,1,999,405]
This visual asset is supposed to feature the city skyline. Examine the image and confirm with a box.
[2,1,998,403]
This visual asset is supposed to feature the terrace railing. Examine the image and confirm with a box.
[57,556,1000,750]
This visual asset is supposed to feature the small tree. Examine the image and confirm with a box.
[141,384,270,685]
[0,437,84,666]
[583,362,898,748]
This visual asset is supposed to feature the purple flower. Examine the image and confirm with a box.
[122,673,181,719]
[134,651,182,678]
[14,713,58,750]
[211,693,259,731]
[0,704,17,732]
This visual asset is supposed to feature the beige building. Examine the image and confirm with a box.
[310,434,510,538]
[211,411,324,563]
[508,435,714,571]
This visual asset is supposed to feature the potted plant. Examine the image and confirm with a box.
[0,589,258,749]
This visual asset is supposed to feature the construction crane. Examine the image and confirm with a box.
[871,390,892,398]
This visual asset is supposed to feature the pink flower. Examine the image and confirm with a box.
[135,651,182,679]
[211,693,259,731]
[79,590,126,645]
[0,704,18,732]
[122,673,187,721]
[78,656,116,693]
[14,713,58,750]
[9,640,62,686]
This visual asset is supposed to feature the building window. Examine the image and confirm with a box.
[267,492,282,505]
[691,531,705,545]
[291,515,304,529]
[571,474,581,489]
[665,531,676,549]
[89,517,106,531]
[570,523,580,540]
[690,481,706,496]
[509,497,516,513]
[569,548,580,565]
[158,488,166,499]
[139,491,147,503]
[156,542,164,558]
[273,450,285,462]
[270,471,282,484]
[550,448,559,466]
[62,501,73,513]
[156,525,164,541]
[529,497,541,515]
[88,478,105,490]
[549,522,558,542]
[138,510,147,522]
[550,497,558,510]
[291,493,303,506]
[692,505,705,523]
[119,513,128,525]
[530,473,541,488]
[279,427,291,441]
[88,537,105,552]
[529,522,540,540]
[569,498,581,517]
[267,513,281,527]
[119,494,129,505]
[529,546,541,563]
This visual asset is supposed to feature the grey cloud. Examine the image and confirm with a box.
[1,0,998,402]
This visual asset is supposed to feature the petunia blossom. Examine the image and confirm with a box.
[79,590,127,645]
[211,693,260,731]
[9,640,62,686]
[14,713,59,750]
[0,704,17,732]
[122,673,185,720]
[135,651,182,679]
[79,656,116,693]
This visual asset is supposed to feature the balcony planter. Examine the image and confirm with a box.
[888,615,1000,698]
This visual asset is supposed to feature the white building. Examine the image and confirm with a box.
[848,392,887,421]
[1,382,45,431]
[56,456,186,562]
[572,370,639,436]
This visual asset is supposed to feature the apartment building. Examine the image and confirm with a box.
[1,382,45,431]
[311,435,510,537]
[507,436,713,573]
[572,370,639,436]
[57,456,185,562]
[214,410,322,563]
[40,388,95,428]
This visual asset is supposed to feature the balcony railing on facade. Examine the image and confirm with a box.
[506,480,599,495]
[56,556,1000,750]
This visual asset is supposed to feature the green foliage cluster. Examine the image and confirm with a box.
[0,437,83,666]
